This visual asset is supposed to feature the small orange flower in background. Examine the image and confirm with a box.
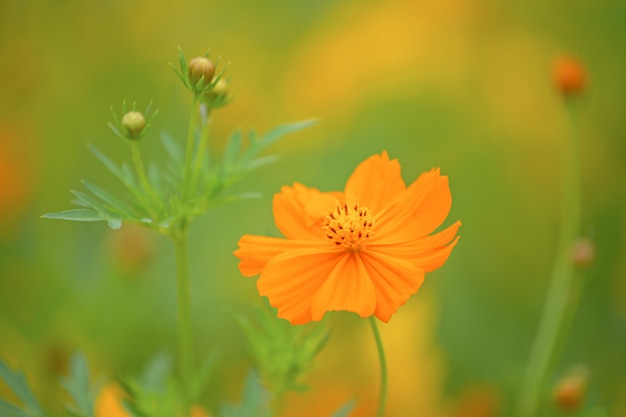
[553,54,586,96]
[234,152,460,324]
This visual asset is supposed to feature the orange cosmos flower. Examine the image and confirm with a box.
[234,152,460,324]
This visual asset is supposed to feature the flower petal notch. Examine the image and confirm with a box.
[234,151,461,324]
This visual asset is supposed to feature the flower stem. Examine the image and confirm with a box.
[174,232,193,417]
[182,95,200,201]
[369,317,388,417]
[130,141,159,210]
[516,101,581,417]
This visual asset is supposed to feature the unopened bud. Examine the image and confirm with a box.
[553,373,587,412]
[553,55,586,96]
[121,111,146,139]
[188,56,215,89]
[571,238,595,268]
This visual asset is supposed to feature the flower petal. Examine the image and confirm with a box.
[360,250,425,322]
[344,151,406,214]
[234,235,328,277]
[273,183,343,240]
[375,168,452,242]
[257,247,345,324]
[310,253,377,321]
[370,221,461,273]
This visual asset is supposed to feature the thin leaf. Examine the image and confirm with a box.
[242,156,278,172]
[88,145,124,181]
[138,352,172,391]
[222,129,243,173]
[148,163,162,197]
[160,132,183,166]
[219,370,269,417]
[61,353,94,417]
[71,190,120,220]
[0,361,43,415]
[81,181,133,217]
[256,119,316,149]
[0,399,31,417]
[41,209,103,222]
[189,351,220,403]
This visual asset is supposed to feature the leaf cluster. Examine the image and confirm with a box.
[0,353,97,417]
[42,120,315,236]
[233,305,329,397]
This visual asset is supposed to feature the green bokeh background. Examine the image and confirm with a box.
[1,0,625,415]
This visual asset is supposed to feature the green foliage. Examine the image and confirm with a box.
[61,353,97,417]
[42,118,314,235]
[233,304,329,399]
[118,351,219,417]
[0,352,98,417]
[0,360,45,417]
[218,371,270,417]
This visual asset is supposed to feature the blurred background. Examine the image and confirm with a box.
[1,0,625,416]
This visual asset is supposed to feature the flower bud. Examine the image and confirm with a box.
[553,373,587,412]
[121,111,146,139]
[571,237,595,268]
[188,56,215,89]
[553,55,586,96]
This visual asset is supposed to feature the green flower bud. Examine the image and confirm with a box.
[121,111,147,139]
[188,56,215,89]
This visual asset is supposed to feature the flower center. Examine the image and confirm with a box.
[323,202,375,251]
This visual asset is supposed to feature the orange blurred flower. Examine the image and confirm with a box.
[235,152,460,324]
[553,55,586,96]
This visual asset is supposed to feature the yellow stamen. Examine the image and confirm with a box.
[323,202,375,251]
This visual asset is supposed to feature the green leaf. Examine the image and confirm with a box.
[88,145,123,181]
[61,352,94,417]
[148,163,162,197]
[221,129,243,174]
[138,352,171,392]
[219,371,269,417]
[71,190,123,228]
[160,132,183,165]
[81,181,133,218]
[0,361,43,416]
[189,351,220,404]
[256,119,316,149]
[41,209,103,222]
[329,401,355,417]
[0,399,31,417]
[245,156,278,172]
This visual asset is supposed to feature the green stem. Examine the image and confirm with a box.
[516,101,581,417]
[130,141,159,208]
[369,317,388,417]
[174,232,193,417]
[189,106,212,196]
[182,95,200,200]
